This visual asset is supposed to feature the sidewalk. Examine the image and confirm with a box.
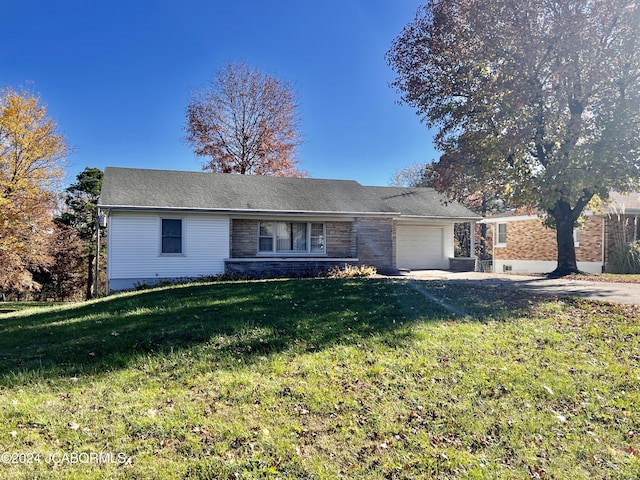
[400,270,640,306]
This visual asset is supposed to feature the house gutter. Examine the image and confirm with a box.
[397,215,481,221]
[96,204,403,217]
[478,214,539,223]
[601,216,606,273]
[97,205,481,221]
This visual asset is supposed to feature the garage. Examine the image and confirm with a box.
[396,225,445,270]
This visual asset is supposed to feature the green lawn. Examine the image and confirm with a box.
[0,302,62,315]
[0,278,639,479]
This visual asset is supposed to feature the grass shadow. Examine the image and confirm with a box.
[0,278,557,384]
[0,278,455,382]
[411,279,545,321]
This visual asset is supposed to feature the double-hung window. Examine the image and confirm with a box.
[496,223,507,246]
[161,218,183,254]
[310,223,325,253]
[259,222,325,254]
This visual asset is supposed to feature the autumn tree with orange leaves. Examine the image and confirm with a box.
[185,62,306,177]
[0,88,68,294]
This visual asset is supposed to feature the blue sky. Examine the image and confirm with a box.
[1,0,437,187]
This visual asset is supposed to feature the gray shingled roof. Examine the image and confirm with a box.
[98,167,480,219]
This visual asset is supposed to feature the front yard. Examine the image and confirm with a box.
[0,278,638,479]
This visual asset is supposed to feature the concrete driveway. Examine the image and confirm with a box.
[401,270,640,305]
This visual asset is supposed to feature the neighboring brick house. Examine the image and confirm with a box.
[482,192,640,274]
[98,167,480,292]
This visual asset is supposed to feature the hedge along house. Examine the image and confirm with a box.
[98,167,480,292]
[481,192,640,274]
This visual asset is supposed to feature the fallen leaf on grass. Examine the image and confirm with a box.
[625,446,640,457]
[528,465,547,478]
[191,426,210,437]
[293,404,310,415]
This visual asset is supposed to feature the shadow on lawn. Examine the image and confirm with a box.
[0,278,541,382]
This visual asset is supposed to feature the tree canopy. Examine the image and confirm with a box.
[387,0,640,275]
[56,167,104,299]
[58,167,103,241]
[0,88,68,292]
[185,62,306,177]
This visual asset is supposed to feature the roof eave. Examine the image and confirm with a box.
[397,214,482,221]
[98,204,480,220]
[97,204,401,217]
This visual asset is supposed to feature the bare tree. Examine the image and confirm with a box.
[185,62,306,177]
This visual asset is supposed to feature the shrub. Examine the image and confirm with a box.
[327,264,377,278]
[607,240,640,274]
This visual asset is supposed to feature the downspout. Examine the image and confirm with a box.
[95,208,100,298]
[491,222,496,273]
[601,216,606,273]
[103,209,110,296]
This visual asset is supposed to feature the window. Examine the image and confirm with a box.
[497,223,507,246]
[310,223,325,253]
[573,228,580,247]
[161,218,183,254]
[259,222,274,252]
[277,222,306,251]
[259,222,325,254]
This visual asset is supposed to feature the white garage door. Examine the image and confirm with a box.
[396,225,444,270]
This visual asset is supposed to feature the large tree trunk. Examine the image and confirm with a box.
[548,201,581,277]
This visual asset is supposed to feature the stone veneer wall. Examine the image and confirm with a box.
[494,216,603,262]
[228,218,395,275]
[356,217,394,272]
[225,259,358,278]
[230,219,259,258]
[230,219,357,258]
[326,221,357,258]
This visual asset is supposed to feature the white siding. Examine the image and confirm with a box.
[107,211,230,289]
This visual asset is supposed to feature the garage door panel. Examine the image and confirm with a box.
[397,226,444,269]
